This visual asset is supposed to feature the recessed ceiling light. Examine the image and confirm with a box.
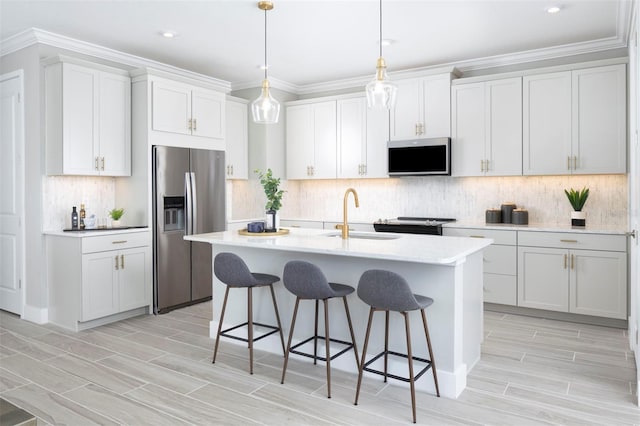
[546,6,561,14]
[161,31,177,38]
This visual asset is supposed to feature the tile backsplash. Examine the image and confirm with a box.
[42,176,116,230]
[232,174,628,228]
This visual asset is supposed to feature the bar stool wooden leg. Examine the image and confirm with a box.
[404,312,417,424]
[269,284,286,354]
[313,299,319,365]
[248,287,254,375]
[354,307,375,405]
[343,296,360,370]
[324,299,332,398]
[384,310,389,383]
[422,308,440,397]
[281,297,300,384]
[212,286,230,364]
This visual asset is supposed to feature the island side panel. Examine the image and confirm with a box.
[207,243,481,399]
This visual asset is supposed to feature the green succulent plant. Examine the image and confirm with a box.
[109,208,125,221]
[255,168,285,211]
[564,187,589,211]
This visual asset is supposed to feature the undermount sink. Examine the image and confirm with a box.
[323,232,400,240]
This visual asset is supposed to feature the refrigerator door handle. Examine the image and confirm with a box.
[185,172,193,235]
[190,172,198,234]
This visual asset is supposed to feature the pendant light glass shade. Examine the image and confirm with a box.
[251,79,281,123]
[252,1,280,124]
[366,0,397,109]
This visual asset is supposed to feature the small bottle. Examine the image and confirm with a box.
[71,206,79,230]
[79,204,86,230]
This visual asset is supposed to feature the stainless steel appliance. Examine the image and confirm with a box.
[373,217,456,235]
[387,137,451,176]
[152,146,226,314]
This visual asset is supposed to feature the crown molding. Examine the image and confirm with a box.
[232,75,299,94]
[1,28,232,92]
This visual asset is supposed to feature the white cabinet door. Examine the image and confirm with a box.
[81,252,118,321]
[337,97,366,178]
[569,250,627,319]
[312,101,337,179]
[523,72,572,175]
[99,72,131,176]
[485,78,522,176]
[572,65,626,174]
[422,74,452,138]
[118,246,151,312]
[225,99,248,179]
[192,89,225,140]
[365,103,390,178]
[151,80,192,135]
[451,82,485,176]
[518,246,569,312]
[390,78,423,141]
[62,64,99,175]
[286,104,314,179]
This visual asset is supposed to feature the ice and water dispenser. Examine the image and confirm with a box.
[163,196,185,232]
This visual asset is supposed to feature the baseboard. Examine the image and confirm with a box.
[22,304,48,324]
[484,303,628,329]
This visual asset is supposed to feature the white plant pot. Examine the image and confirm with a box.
[112,219,122,228]
[571,211,586,227]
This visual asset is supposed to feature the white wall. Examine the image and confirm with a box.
[232,174,628,228]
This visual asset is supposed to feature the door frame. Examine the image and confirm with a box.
[0,69,25,316]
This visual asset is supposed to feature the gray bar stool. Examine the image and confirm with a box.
[281,260,360,398]
[354,269,439,424]
[212,252,286,374]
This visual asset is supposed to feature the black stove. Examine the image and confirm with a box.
[373,217,456,236]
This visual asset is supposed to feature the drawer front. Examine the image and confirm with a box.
[518,231,626,252]
[82,231,151,253]
[484,273,517,305]
[443,227,516,245]
[483,245,516,275]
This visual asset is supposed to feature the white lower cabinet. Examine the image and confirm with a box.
[443,227,517,305]
[517,231,627,320]
[47,230,152,330]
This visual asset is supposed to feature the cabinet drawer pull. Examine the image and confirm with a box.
[112,240,128,244]
[560,239,578,243]
[193,118,197,131]
[563,254,567,269]
[101,157,105,171]
[95,157,99,171]
[115,255,119,270]
[470,235,485,238]
[573,156,577,170]
[570,254,574,270]
[121,254,125,269]
[567,156,571,170]
[289,225,301,228]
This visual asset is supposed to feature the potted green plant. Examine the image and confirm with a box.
[564,187,589,226]
[255,168,284,232]
[109,208,125,228]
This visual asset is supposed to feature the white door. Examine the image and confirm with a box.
[151,80,191,135]
[99,72,131,176]
[0,71,24,315]
[451,82,485,177]
[192,89,225,140]
[337,97,366,179]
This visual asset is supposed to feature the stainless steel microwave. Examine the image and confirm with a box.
[387,137,451,176]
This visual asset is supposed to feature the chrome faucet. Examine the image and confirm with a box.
[342,188,360,239]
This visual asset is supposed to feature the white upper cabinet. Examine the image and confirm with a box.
[390,73,452,141]
[225,98,248,179]
[452,77,522,176]
[524,64,626,175]
[286,101,337,179]
[45,59,131,176]
[364,102,390,178]
[152,79,225,140]
[571,65,626,174]
[337,97,367,178]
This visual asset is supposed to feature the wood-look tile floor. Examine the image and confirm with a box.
[1,303,639,425]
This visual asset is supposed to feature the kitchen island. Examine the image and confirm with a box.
[185,227,492,398]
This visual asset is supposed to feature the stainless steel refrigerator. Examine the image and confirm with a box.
[152,145,226,314]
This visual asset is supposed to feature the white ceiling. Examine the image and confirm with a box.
[0,0,633,92]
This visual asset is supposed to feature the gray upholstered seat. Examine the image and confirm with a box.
[212,252,285,375]
[280,260,359,398]
[354,269,439,424]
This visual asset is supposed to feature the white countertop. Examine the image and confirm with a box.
[444,221,628,235]
[43,227,150,238]
[185,227,492,265]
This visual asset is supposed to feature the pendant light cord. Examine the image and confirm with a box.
[264,7,268,80]
[378,0,383,58]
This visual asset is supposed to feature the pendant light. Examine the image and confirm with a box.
[365,0,397,109]
[252,1,281,124]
